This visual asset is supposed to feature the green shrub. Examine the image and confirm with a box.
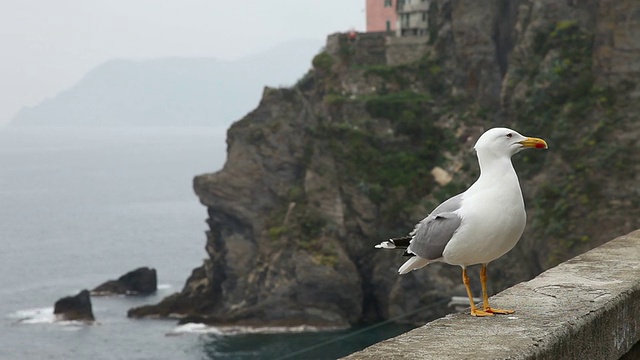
[364,91,431,120]
[312,52,335,71]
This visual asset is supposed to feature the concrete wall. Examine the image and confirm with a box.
[326,32,388,67]
[344,229,640,359]
[326,32,432,67]
[386,35,431,65]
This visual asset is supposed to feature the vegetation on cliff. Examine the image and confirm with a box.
[505,19,636,267]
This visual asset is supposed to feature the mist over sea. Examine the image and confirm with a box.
[0,127,411,359]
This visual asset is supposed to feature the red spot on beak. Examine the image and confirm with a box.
[535,143,546,149]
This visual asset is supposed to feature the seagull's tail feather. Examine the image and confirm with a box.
[398,256,430,275]
[374,236,412,250]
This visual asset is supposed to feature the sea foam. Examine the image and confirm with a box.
[9,307,90,328]
[157,283,172,291]
[167,322,347,336]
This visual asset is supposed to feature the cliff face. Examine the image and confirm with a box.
[129,0,640,327]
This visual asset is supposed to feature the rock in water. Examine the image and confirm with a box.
[53,289,95,322]
[92,267,157,296]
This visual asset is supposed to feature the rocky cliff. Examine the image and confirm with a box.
[129,0,640,327]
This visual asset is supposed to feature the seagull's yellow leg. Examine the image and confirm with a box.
[481,264,514,315]
[462,267,493,317]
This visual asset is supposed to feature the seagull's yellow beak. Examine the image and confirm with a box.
[520,137,548,149]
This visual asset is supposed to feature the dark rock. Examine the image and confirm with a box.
[92,267,157,296]
[128,267,211,319]
[53,289,95,322]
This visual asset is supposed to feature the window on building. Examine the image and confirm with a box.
[386,20,391,32]
[401,14,409,28]
[422,12,427,21]
[384,0,392,7]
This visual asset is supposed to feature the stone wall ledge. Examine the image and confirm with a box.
[345,229,640,359]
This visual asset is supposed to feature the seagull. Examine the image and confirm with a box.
[375,127,548,316]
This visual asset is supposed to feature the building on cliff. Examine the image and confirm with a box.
[396,0,430,36]
[365,0,398,32]
[366,0,431,37]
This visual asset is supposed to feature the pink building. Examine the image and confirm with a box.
[366,0,398,32]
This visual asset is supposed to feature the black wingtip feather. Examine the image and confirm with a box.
[388,236,412,248]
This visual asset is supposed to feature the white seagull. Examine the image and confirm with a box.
[376,127,548,316]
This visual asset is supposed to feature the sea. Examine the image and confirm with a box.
[0,127,413,360]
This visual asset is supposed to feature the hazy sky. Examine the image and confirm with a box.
[0,1,365,125]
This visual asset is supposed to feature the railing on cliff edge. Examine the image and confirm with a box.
[340,229,640,359]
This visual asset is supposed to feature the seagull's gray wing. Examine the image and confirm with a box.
[407,193,463,260]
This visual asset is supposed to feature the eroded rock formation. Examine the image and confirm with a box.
[92,267,157,296]
[54,289,95,322]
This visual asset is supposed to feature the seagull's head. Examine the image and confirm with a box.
[474,127,548,159]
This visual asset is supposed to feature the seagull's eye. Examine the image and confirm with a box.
[506,133,513,139]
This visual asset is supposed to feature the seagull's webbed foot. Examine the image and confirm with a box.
[470,309,494,317]
[484,307,514,315]
[480,264,516,316]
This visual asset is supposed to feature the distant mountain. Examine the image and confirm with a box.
[9,39,323,127]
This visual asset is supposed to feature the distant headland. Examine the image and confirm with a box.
[9,39,322,127]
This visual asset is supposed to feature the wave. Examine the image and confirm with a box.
[167,323,224,335]
[9,307,55,324]
[8,307,91,328]
[157,284,172,290]
[167,322,348,336]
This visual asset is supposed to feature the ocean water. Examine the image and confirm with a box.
[0,127,413,360]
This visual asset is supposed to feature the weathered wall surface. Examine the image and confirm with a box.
[385,36,431,65]
[345,229,640,359]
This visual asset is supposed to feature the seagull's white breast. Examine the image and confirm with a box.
[441,170,526,266]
